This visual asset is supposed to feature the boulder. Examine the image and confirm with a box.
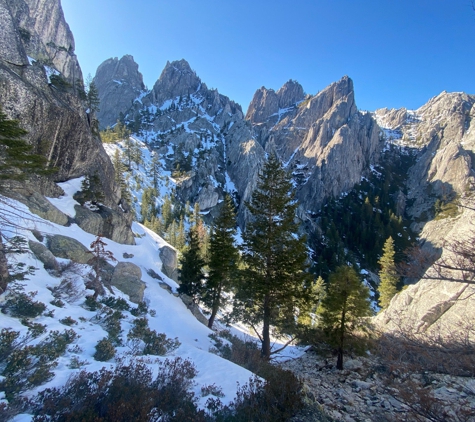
[47,235,90,264]
[110,262,145,303]
[74,204,135,245]
[29,240,59,272]
[180,294,208,326]
[7,190,68,226]
[159,245,178,281]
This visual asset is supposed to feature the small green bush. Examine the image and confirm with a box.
[130,301,148,317]
[83,295,102,311]
[101,296,131,311]
[4,290,46,318]
[93,338,116,361]
[127,317,180,356]
[0,329,77,401]
[50,298,65,308]
[59,316,77,326]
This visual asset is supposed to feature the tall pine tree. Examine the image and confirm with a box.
[203,195,239,328]
[319,265,372,370]
[235,154,313,359]
[178,227,205,302]
[378,236,399,309]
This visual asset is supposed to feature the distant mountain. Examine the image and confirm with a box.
[93,55,146,129]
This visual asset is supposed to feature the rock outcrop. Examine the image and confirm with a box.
[246,76,382,217]
[374,92,475,340]
[0,0,136,246]
[110,261,145,303]
[74,204,135,245]
[47,234,90,264]
[94,55,145,129]
[0,0,119,203]
[96,58,262,224]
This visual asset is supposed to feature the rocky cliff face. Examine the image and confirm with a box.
[375,92,475,225]
[94,55,145,129]
[0,0,134,243]
[247,76,382,217]
[374,92,475,337]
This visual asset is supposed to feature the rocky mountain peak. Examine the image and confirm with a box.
[276,79,305,109]
[151,59,202,107]
[94,55,145,129]
[245,79,305,124]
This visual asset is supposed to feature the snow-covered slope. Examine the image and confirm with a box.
[0,179,253,418]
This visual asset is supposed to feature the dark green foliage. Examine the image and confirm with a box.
[93,338,116,361]
[209,331,305,421]
[378,236,399,309]
[0,107,52,184]
[235,154,314,359]
[85,76,100,113]
[0,329,78,400]
[147,152,162,190]
[224,372,303,422]
[59,316,77,326]
[100,121,131,143]
[127,317,180,356]
[130,300,148,317]
[140,186,158,223]
[311,147,416,278]
[203,195,239,328]
[78,173,105,205]
[95,307,124,345]
[319,265,372,370]
[87,235,117,299]
[178,226,205,301]
[49,298,65,308]
[49,74,71,91]
[83,294,102,311]
[4,288,46,318]
[101,296,130,311]
[31,358,204,422]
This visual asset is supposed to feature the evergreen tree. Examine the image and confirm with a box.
[178,227,205,301]
[80,173,104,205]
[123,137,133,169]
[235,154,313,359]
[0,108,51,183]
[176,216,186,252]
[147,153,162,190]
[87,235,117,299]
[0,109,54,291]
[203,195,239,328]
[85,74,100,113]
[140,187,157,223]
[378,236,399,309]
[319,265,372,370]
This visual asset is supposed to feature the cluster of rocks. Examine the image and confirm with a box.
[282,352,475,422]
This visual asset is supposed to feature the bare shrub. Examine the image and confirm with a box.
[31,358,206,422]
[48,274,84,303]
[376,313,475,377]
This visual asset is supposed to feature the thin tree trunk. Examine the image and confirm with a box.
[262,294,271,359]
[0,233,9,293]
[207,286,221,329]
[337,302,347,370]
[208,304,219,329]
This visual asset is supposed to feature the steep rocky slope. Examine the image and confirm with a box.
[0,0,134,243]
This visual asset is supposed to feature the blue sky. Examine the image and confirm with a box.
[61,0,475,112]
